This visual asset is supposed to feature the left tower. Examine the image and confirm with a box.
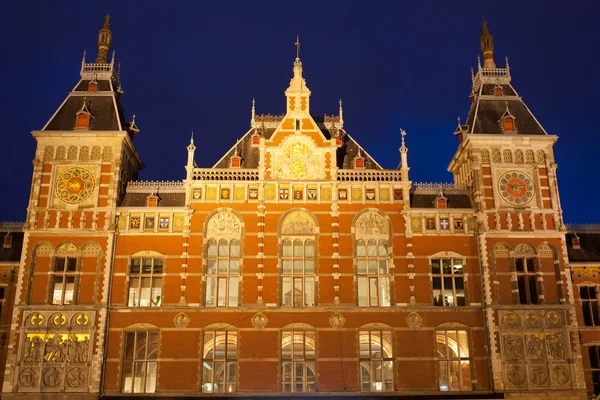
[2,16,143,397]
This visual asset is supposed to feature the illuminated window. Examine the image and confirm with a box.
[202,330,237,393]
[88,81,97,92]
[52,256,78,305]
[146,195,158,207]
[502,116,516,132]
[359,329,394,391]
[581,286,600,326]
[128,258,163,307]
[436,328,472,391]
[515,256,538,304]
[494,85,503,96]
[431,257,465,307]
[121,330,159,393]
[357,239,391,307]
[281,239,315,307]
[230,156,241,168]
[205,239,240,307]
[281,330,316,393]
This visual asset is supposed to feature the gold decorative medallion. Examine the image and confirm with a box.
[55,167,96,204]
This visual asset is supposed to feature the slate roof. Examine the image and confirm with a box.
[120,193,186,207]
[409,192,473,209]
[43,79,130,132]
[0,231,24,263]
[466,82,546,135]
[566,231,600,263]
[213,119,381,170]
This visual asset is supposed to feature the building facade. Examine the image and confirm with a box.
[0,17,594,399]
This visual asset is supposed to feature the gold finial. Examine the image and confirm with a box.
[295,35,301,60]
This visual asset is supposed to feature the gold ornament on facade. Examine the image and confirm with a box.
[351,188,362,201]
[524,312,540,327]
[264,184,276,200]
[321,187,331,201]
[502,312,519,327]
[234,187,245,201]
[281,212,314,235]
[173,313,190,328]
[206,187,217,200]
[379,188,390,201]
[329,313,345,328]
[251,312,268,329]
[406,312,422,328]
[275,141,320,180]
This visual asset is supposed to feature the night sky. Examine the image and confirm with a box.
[1,1,598,223]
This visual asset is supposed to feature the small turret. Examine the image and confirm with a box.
[480,21,496,69]
[96,15,112,64]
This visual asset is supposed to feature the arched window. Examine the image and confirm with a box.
[513,244,539,305]
[52,242,79,305]
[281,329,316,392]
[204,211,243,307]
[355,212,391,307]
[436,327,472,391]
[121,330,159,393]
[280,211,317,307]
[128,256,163,307]
[202,329,238,393]
[359,329,394,391]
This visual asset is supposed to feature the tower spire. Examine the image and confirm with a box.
[480,21,496,69]
[96,15,112,64]
[339,99,344,128]
[285,36,311,113]
[399,129,410,180]
[251,98,256,128]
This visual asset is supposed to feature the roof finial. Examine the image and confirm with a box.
[480,20,496,69]
[96,15,113,64]
[339,99,344,128]
[295,35,301,60]
[457,117,461,128]
[250,98,256,128]
[111,50,115,64]
[82,49,87,63]
[505,55,510,71]
[400,128,407,149]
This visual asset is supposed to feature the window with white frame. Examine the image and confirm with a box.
[436,328,472,391]
[128,257,163,307]
[281,329,316,392]
[121,330,159,394]
[205,239,240,307]
[52,255,78,305]
[580,285,600,326]
[431,256,465,307]
[359,329,394,391]
[357,239,391,307]
[281,239,315,307]
[202,329,237,393]
[515,256,538,304]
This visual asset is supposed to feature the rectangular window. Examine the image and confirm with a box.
[281,239,315,307]
[206,239,240,307]
[202,330,237,393]
[359,330,394,391]
[431,258,465,307]
[52,256,78,305]
[122,330,159,394]
[437,329,472,391]
[581,286,600,326]
[281,330,316,392]
[128,258,163,307]
[357,239,391,307]
[515,257,538,304]
[590,346,600,395]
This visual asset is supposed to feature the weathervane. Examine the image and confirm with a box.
[295,35,300,60]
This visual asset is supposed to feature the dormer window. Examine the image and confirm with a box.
[3,233,12,248]
[493,85,503,96]
[251,134,260,146]
[88,81,98,92]
[75,99,92,129]
[146,195,159,207]
[500,103,517,133]
[353,149,366,169]
[572,234,581,249]
[230,155,241,168]
[435,191,448,208]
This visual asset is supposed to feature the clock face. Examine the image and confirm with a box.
[55,167,96,204]
[498,170,535,206]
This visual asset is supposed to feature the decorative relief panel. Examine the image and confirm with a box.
[355,212,389,236]
[18,311,94,392]
[498,310,573,390]
[272,140,322,180]
[281,211,314,235]
[206,212,242,238]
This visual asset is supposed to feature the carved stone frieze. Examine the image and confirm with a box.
[503,335,525,361]
[546,333,566,360]
[18,367,39,388]
[355,212,389,235]
[501,312,520,328]
[329,313,345,328]
[530,365,549,385]
[551,365,570,385]
[251,312,268,329]
[207,212,242,237]
[281,212,314,235]
[42,367,62,388]
[525,334,545,361]
[66,367,86,388]
[524,312,541,328]
[506,365,527,386]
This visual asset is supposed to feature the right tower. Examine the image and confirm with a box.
[449,22,586,398]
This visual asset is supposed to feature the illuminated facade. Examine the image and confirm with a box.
[0,17,592,400]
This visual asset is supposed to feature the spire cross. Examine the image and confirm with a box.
[295,35,300,60]
[400,128,407,147]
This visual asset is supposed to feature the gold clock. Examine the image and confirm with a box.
[55,167,96,204]
[498,170,535,206]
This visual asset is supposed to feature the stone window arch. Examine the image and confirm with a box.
[50,242,80,305]
[353,210,392,307]
[279,210,318,307]
[204,210,243,307]
[511,243,541,305]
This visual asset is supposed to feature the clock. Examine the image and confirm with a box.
[55,167,96,204]
[498,170,535,206]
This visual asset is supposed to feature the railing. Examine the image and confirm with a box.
[479,67,510,78]
[81,63,113,73]
[192,168,260,181]
[0,221,24,231]
[565,223,600,231]
[337,170,402,182]
[413,182,467,190]
[126,180,186,193]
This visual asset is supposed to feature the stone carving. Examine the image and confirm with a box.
[45,335,67,363]
[525,312,540,327]
[18,367,39,388]
[42,367,62,388]
[537,150,546,165]
[255,113,284,122]
[35,242,54,256]
[67,146,77,160]
[545,312,563,328]
[546,333,565,360]
[406,312,422,328]
[513,243,536,257]
[174,313,190,328]
[355,212,389,235]
[411,216,422,232]
[74,313,90,327]
[525,150,535,163]
[66,367,86,388]
[329,313,345,328]
[56,146,66,160]
[26,312,45,327]
[503,335,525,361]
[79,146,89,161]
[492,149,501,163]
[525,334,545,360]
[91,146,101,160]
[515,149,524,163]
[102,146,113,161]
[207,212,242,237]
[321,187,332,201]
[251,312,268,329]
[51,313,67,327]
[67,336,89,363]
[494,244,510,257]
[538,244,553,258]
[56,242,78,253]
[530,365,548,385]
[81,242,102,256]
[480,149,490,164]
[275,141,320,180]
[506,365,526,385]
[281,212,314,235]
[23,336,44,363]
[551,365,570,385]
[502,312,519,327]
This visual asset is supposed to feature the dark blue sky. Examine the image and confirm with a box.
[1,1,598,223]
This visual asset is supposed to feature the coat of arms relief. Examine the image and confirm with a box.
[272,140,322,180]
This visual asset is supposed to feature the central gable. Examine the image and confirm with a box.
[267,132,331,180]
